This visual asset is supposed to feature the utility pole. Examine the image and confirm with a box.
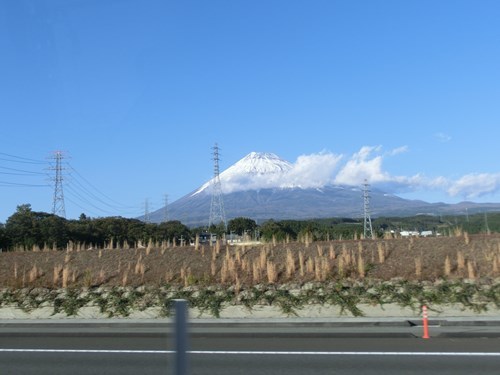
[49,151,66,218]
[208,143,227,230]
[363,179,374,239]
[144,198,150,223]
[163,194,169,223]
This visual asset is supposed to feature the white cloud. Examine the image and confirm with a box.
[282,152,343,188]
[447,173,500,199]
[387,145,409,156]
[334,146,390,185]
[196,146,500,203]
[434,132,452,142]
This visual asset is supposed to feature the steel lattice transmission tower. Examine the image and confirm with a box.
[144,198,151,223]
[208,143,227,229]
[49,151,66,218]
[163,194,169,223]
[363,179,374,239]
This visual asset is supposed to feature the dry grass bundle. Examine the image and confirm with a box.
[241,258,249,273]
[467,260,476,279]
[317,244,324,257]
[444,255,451,276]
[306,257,314,274]
[415,256,422,278]
[183,267,192,287]
[377,242,385,263]
[98,268,105,284]
[211,259,217,276]
[457,250,466,270]
[338,257,344,277]
[357,253,365,278]
[286,249,295,278]
[28,265,41,283]
[259,249,268,270]
[134,260,145,276]
[464,232,470,245]
[319,258,331,281]
[266,260,278,283]
[252,260,261,283]
[122,269,129,287]
[314,258,321,281]
[53,264,63,286]
[329,244,336,260]
[62,266,70,288]
[299,251,305,277]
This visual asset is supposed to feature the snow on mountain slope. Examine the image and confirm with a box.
[192,152,293,196]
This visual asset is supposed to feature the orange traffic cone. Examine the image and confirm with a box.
[422,305,430,339]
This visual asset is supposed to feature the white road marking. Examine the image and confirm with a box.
[0,349,499,356]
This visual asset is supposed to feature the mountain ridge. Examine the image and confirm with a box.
[149,152,500,226]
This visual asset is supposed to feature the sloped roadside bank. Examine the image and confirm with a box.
[1,278,498,319]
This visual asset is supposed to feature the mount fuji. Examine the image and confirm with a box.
[148,152,500,226]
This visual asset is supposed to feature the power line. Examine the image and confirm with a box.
[0,151,49,187]
[0,165,47,176]
[67,163,136,210]
[64,175,142,217]
[0,181,49,187]
[0,150,143,218]
[0,152,48,165]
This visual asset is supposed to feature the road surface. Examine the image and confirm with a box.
[0,320,499,374]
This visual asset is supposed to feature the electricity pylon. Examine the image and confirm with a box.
[208,143,227,229]
[363,179,374,239]
[49,151,67,218]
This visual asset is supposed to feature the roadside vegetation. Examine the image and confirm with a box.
[0,205,499,317]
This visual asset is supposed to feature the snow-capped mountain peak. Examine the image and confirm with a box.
[192,152,292,196]
[226,152,292,175]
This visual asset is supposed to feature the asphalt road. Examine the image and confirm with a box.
[0,320,499,375]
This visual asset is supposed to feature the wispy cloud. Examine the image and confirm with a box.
[447,173,500,199]
[434,132,452,143]
[387,145,409,156]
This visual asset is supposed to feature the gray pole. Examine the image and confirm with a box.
[173,299,189,375]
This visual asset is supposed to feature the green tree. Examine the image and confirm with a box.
[156,220,192,244]
[227,217,257,236]
[0,223,8,250]
[38,214,68,249]
[5,204,40,249]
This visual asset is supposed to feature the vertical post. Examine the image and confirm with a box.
[422,305,430,339]
[173,299,189,375]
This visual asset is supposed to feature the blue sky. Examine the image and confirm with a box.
[1,0,500,222]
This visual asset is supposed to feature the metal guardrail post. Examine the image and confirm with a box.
[173,299,189,375]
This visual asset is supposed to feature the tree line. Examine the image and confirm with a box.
[0,204,498,251]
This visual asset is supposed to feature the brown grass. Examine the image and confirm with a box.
[0,234,499,289]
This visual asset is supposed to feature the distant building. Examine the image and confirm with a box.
[400,230,419,237]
